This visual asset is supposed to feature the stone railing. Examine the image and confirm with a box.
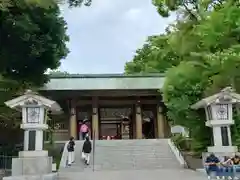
[59,142,68,168]
[167,138,188,168]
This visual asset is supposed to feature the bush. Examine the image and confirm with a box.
[171,134,190,151]
[44,143,62,169]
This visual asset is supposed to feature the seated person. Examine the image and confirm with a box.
[231,155,240,179]
[205,153,220,179]
[221,156,233,179]
[232,155,240,166]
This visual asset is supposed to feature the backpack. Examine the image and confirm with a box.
[67,141,73,151]
[67,143,71,151]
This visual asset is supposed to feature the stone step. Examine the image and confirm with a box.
[94,155,175,159]
[94,146,171,149]
[94,158,176,162]
[94,150,172,154]
[59,139,180,172]
[94,148,167,150]
[95,146,171,148]
[58,169,207,180]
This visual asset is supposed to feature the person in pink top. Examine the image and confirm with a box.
[80,120,89,140]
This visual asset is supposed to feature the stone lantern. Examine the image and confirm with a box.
[191,87,240,153]
[4,90,61,180]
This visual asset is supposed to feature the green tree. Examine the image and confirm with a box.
[125,35,180,74]
[1,0,69,86]
[125,2,240,152]
[152,0,225,19]
[66,0,91,6]
[0,0,69,139]
[0,0,92,10]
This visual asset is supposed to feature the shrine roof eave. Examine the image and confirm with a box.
[40,73,165,91]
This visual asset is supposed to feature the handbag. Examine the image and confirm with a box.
[82,152,86,159]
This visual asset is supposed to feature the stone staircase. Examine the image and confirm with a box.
[58,139,207,180]
[59,139,180,173]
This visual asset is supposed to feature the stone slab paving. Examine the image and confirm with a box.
[58,169,206,180]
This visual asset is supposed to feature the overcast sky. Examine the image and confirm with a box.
[59,0,175,74]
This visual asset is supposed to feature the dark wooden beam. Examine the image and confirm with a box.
[76,99,158,106]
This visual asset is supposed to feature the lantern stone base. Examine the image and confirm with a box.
[3,173,58,180]
[11,155,52,176]
[207,146,238,153]
[19,150,48,158]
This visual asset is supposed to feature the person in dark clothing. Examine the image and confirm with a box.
[205,153,220,179]
[82,136,92,165]
[67,136,75,166]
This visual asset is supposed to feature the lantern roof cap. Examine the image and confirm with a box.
[191,87,240,109]
[4,89,62,113]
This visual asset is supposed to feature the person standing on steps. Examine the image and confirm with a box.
[80,119,89,140]
[67,136,75,166]
[82,136,92,165]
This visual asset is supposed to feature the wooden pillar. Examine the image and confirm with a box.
[69,100,77,139]
[154,114,158,138]
[157,104,165,138]
[92,97,99,140]
[132,117,136,139]
[135,104,142,139]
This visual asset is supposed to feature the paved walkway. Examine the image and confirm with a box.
[59,169,206,180]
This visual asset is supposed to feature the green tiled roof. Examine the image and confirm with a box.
[42,74,165,90]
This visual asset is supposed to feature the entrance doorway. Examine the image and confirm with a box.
[142,105,157,139]
[99,106,133,140]
[76,106,92,140]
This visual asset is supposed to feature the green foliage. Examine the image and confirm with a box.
[232,108,240,149]
[163,61,212,153]
[171,134,192,151]
[67,0,91,7]
[44,143,61,168]
[125,35,180,74]
[0,0,92,10]
[125,2,240,153]
[152,0,226,19]
[0,0,69,130]
[171,134,187,150]
[0,0,69,86]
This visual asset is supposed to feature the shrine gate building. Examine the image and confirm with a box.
[40,74,170,140]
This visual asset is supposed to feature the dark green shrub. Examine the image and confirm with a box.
[171,134,189,151]
[44,143,62,169]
